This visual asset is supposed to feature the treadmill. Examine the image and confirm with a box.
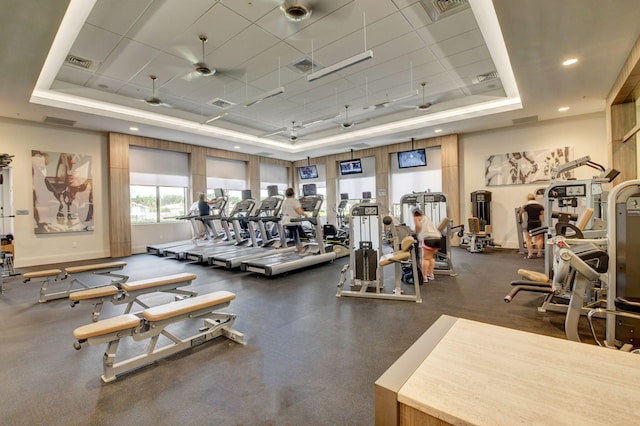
[147,202,200,256]
[209,195,286,269]
[183,198,256,262]
[241,195,336,276]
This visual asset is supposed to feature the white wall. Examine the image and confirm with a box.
[460,112,607,249]
[0,118,110,267]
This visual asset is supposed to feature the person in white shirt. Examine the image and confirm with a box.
[413,208,442,283]
[281,188,308,255]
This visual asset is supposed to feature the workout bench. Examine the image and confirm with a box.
[73,291,246,383]
[69,272,198,321]
[23,261,128,303]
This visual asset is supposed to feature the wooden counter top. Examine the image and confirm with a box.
[376,315,640,425]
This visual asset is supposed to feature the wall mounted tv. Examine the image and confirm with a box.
[298,165,319,180]
[302,183,317,196]
[339,159,363,175]
[397,148,427,169]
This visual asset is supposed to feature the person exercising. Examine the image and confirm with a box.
[413,208,441,283]
[282,188,308,255]
[197,193,219,240]
[519,193,545,258]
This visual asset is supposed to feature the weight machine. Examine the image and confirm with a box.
[336,202,421,302]
[399,192,456,275]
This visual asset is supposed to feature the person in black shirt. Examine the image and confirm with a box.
[519,193,545,258]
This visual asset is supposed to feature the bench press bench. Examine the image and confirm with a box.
[73,290,246,383]
[69,272,198,321]
[23,261,128,303]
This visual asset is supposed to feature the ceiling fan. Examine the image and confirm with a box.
[339,105,369,129]
[403,82,432,111]
[143,75,171,107]
[182,36,216,81]
[277,0,354,22]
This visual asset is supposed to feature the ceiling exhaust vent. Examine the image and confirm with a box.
[65,54,93,70]
[472,71,499,84]
[288,57,321,74]
[512,115,538,126]
[43,116,76,127]
[420,0,469,22]
[351,142,370,149]
[254,151,273,156]
[206,98,235,109]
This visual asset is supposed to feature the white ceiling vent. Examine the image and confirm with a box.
[512,115,538,125]
[288,57,320,74]
[350,142,370,149]
[43,116,76,126]
[420,0,469,22]
[65,54,94,70]
[206,98,235,109]
[472,71,499,84]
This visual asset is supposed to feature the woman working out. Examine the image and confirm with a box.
[519,193,545,258]
[413,208,442,283]
[282,188,308,255]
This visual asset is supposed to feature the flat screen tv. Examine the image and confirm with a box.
[339,159,362,175]
[398,148,427,169]
[340,192,349,200]
[302,183,317,196]
[214,188,224,197]
[362,191,372,200]
[298,165,319,180]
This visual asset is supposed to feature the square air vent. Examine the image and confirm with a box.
[420,0,469,22]
[207,98,235,109]
[288,57,321,74]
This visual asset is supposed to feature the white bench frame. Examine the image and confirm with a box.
[73,291,245,383]
[24,262,128,303]
[70,273,198,321]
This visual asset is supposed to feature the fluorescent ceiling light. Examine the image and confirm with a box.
[244,86,285,107]
[558,106,570,112]
[562,58,578,66]
[201,112,228,124]
[307,50,373,82]
[129,126,139,131]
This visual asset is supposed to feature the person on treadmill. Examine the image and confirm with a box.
[197,193,219,239]
[282,188,308,255]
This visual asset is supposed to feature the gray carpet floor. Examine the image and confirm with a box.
[0,247,598,425]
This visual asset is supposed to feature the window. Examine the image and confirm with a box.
[130,185,188,223]
[260,163,289,200]
[129,147,189,224]
[207,157,248,213]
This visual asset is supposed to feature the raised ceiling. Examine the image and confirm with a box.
[3,1,640,160]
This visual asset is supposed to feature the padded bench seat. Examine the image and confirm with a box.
[69,285,119,301]
[73,314,140,340]
[143,291,235,322]
[23,269,62,279]
[517,268,549,283]
[65,261,127,274]
[121,273,197,292]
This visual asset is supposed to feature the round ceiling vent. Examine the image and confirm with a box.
[280,0,312,21]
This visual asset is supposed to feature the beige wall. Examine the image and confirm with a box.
[0,118,110,267]
[461,112,607,248]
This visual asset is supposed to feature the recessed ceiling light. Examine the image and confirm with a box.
[562,58,578,66]
[234,145,241,149]
[129,126,139,131]
[434,128,443,133]
[558,106,570,112]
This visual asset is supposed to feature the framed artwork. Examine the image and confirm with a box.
[485,147,574,186]
[32,150,94,233]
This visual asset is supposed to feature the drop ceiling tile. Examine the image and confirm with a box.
[70,24,122,64]
[97,38,160,81]
[86,74,128,93]
[429,28,486,59]
[392,0,420,9]
[86,0,153,35]
[207,25,280,71]
[415,8,477,44]
[441,44,492,70]
[56,66,93,86]
[125,0,218,48]
[400,2,432,29]
[218,0,277,23]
